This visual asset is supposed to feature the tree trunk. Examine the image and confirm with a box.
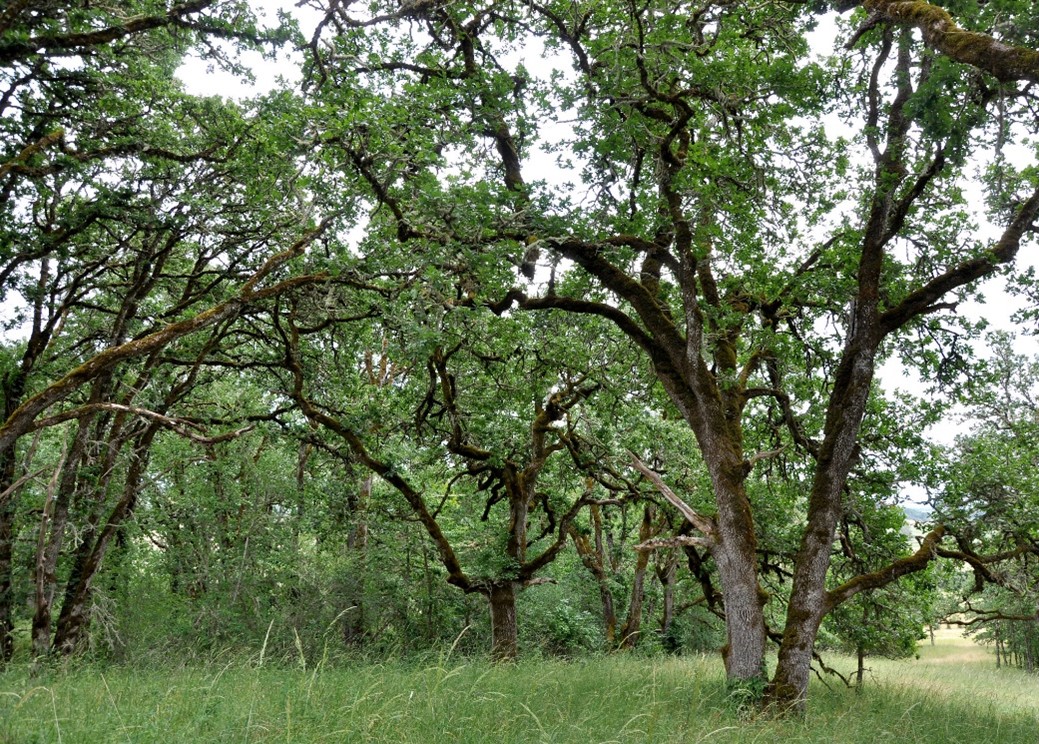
[766,493,846,708]
[0,485,14,664]
[710,474,767,684]
[658,558,677,650]
[52,460,143,653]
[342,474,370,647]
[618,505,654,650]
[30,468,58,657]
[569,507,618,645]
[0,379,27,665]
[856,645,866,688]
[487,581,518,662]
[31,419,89,656]
[767,295,882,710]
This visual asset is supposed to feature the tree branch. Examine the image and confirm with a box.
[861,0,1039,82]
[628,452,716,542]
[880,185,1039,335]
[824,526,945,611]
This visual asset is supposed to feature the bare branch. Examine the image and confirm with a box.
[0,468,46,509]
[30,403,255,445]
[628,452,715,542]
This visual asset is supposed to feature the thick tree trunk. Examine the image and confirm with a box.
[711,474,767,684]
[487,581,519,662]
[714,537,767,683]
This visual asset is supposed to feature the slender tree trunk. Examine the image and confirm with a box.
[0,379,28,664]
[30,466,60,656]
[856,645,866,688]
[487,581,518,662]
[343,474,370,646]
[0,473,14,664]
[1025,625,1035,674]
[618,505,654,650]
[657,558,678,650]
[569,508,617,645]
[52,432,152,654]
[31,417,90,657]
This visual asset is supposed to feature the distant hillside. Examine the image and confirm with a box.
[903,505,933,523]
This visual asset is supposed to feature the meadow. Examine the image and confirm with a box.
[0,629,1035,744]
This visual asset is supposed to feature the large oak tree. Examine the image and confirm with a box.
[299,0,1039,707]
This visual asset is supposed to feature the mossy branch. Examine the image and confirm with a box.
[863,0,1039,82]
[824,525,945,611]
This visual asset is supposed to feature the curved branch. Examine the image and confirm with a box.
[880,185,1039,335]
[824,525,945,611]
[0,221,332,455]
[0,1,219,64]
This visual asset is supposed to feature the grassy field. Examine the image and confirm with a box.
[0,631,1035,744]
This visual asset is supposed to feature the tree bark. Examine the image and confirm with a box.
[0,459,15,664]
[711,475,768,683]
[342,473,370,647]
[487,581,519,662]
[569,510,618,645]
[31,417,90,656]
[52,427,155,654]
[657,554,679,650]
[618,505,654,650]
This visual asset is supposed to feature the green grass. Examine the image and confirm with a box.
[0,634,1035,743]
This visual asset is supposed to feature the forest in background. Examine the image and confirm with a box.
[1,0,1039,716]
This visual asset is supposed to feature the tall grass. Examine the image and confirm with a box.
[0,636,1034,743]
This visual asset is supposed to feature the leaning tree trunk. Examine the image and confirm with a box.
[31,417,91,656]
[487,581,519,662]
[569,518,618,645]
[767,297,881,709]
[52,427,155,654]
